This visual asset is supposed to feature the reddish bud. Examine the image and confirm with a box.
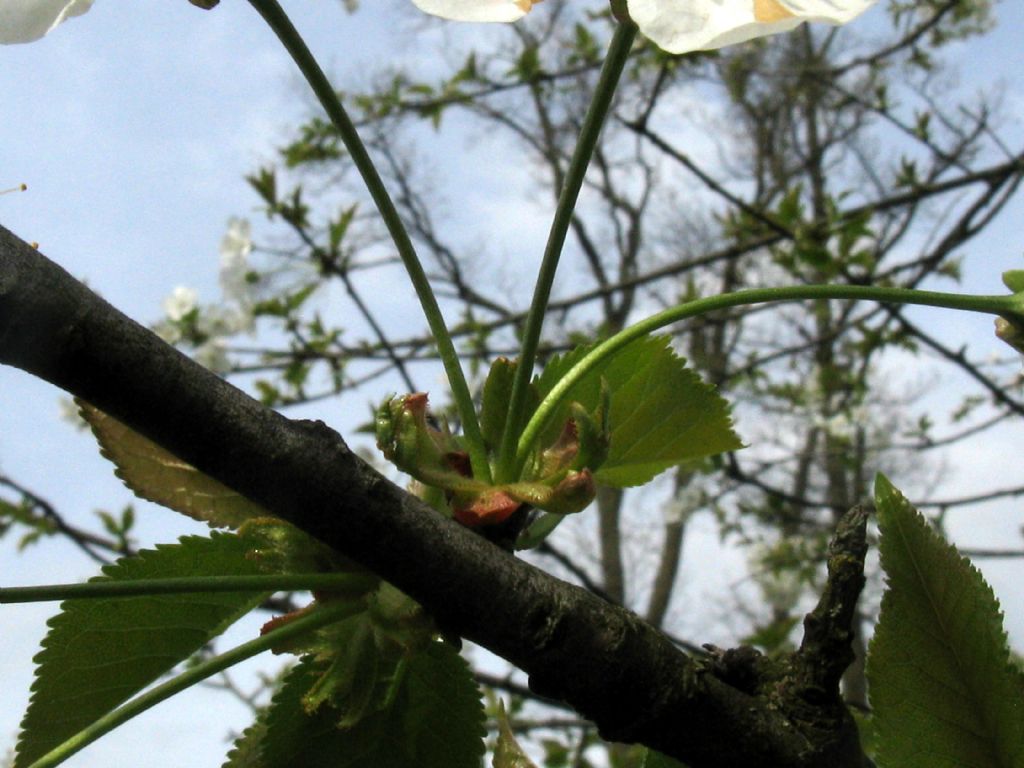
[453,490,522,527]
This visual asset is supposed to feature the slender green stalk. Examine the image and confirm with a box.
[27,600,362,768]
[0,572,378,604]
[515,284,1019,467]
[248,0,490,483]
[495,20,638,483]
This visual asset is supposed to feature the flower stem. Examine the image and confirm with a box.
[495,20,638,483]
[26,599,362,768]
[248,0,490,482]
[0,572,378,604]
[515,284,1018,468]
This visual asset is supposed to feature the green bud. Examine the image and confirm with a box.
[375,394,482,491]
[995,316,1024,355]
[541,469,597,514]
[532,385,609,482]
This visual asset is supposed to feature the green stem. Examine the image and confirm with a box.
[0,573,378,604]
[27,599,362,768]
[495,21,638,483]
[515,284,1018,467]
[248,0,490,483]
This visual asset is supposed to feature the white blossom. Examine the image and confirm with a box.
[412,0,877,53]
[0,0,93,45]
[411,0,535,23]
[152,320,183,345]
[194,338,230,374]
[629,0,876,52]
[219,217,254,306]
[197,305,254,337]
[162,286,199,323]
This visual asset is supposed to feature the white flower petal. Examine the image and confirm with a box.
[198,305,253,336]
[219,217,252,262]
[152,320,183,345]
[0,0,93,45]
[628,0,876,53]
[162,286,198,322]
[411,0,534,23]
[219,218,256,308]
[194,338,231,374]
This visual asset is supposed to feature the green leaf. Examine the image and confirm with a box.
[328,205,358,252]
[867,475,1024,768]
[15,533,270,767]
[250,642,484,768]
[302,616,382,723]
[534,336,741,487]
[245,660,350,768]
[239,518,361,577]
[1002,269,1024,293]
[481,357,518,453]
[223,717,269,768]
[641,748,690,768]
[247,167,278,207]
[79,401,268,528]
[493,701,539,768]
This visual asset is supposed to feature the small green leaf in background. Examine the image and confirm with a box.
[493,700,539,768]
[235,641,485,768]
[79,400,268,528]
[641,747,690,768]
[16,532,271,767]
[533,336,742,487]
[867,474,1024,768]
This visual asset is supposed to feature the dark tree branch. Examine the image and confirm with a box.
[0,228,866,768]
[535,540,613,603]
[795,507,868,703]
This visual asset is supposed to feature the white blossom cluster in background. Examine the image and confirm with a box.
[154,218,258,374]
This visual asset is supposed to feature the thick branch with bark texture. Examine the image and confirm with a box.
[0,226,866,768]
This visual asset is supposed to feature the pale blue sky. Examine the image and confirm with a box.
[2,1,1023,765]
